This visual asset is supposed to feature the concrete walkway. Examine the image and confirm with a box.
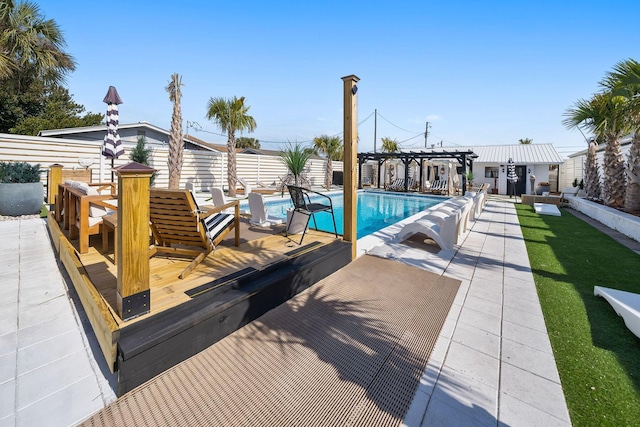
[402,200,571,426]
[0,219,117,427]
[1,200,575,426]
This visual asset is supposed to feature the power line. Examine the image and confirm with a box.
[376,112,422,133]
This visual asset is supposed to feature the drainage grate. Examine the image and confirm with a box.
[82,255,460,427]
[284,240,323,257]
[185,267,258,298]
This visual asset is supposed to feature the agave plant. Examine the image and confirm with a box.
[280,142,310,187]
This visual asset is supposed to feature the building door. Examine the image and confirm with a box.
[515,166,526,196]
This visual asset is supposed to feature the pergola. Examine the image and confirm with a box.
[357,149,478,192]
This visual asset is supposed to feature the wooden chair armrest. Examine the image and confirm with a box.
[200,200,240,217]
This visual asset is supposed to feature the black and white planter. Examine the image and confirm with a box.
[0,182,43,216]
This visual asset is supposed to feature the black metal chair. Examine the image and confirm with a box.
[286,185,338,245]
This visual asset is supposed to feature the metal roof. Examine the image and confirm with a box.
[402,144,563,164]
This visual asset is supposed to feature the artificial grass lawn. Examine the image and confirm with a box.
[515,204,640,426]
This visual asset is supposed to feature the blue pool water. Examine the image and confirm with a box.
[249,191,445,239]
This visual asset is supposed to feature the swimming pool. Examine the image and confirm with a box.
[247,191,445,239]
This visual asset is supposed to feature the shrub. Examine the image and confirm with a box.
[0,162,42,183]
[130,136,157,185]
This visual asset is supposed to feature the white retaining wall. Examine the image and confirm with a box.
[568,196,640,243]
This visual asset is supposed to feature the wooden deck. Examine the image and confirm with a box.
[47,213,351,395]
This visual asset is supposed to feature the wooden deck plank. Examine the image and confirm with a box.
[75,228,336,325]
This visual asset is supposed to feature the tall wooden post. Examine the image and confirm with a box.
[48,164,63,208]
[115,162,156,321]
[342,74,359,260]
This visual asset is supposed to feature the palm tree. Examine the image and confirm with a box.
[0,0,75,87]
[381,137,399,185]
[518,138,533,144]
[236,137,260,149]
[381,137,399,153]
[564,92,627,208]
[166,73,183,189]
[206,96,256,197]
[584,140,602,200]
[602,59,640,212]
[313,135,343,189]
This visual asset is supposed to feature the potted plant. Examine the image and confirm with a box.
[279,142,311,187]
[0,162,44,216]
[464,171,475,191]
[491,170,498,194]
[537,181,550,195]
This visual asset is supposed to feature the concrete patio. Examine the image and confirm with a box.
[1,198,573,426]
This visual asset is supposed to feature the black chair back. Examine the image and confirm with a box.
[288,186,307,210]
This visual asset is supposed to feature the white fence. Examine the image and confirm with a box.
[0,134,343,193]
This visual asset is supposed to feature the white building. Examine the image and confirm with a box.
[372,144,564,196]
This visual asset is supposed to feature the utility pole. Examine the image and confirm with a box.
[424,121,431,148]
[373,109,377,153]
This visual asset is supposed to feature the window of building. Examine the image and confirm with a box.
[485,166,499,178]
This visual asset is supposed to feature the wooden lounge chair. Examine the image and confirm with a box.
[429,180,447,194]
[149,189,240,279]
[386,178,404,191]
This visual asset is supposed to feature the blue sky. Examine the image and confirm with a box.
[38,0,639,157]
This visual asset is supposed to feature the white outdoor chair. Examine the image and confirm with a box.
[211,187,234,214]
[248,192,284,227]
[396,210,458,251]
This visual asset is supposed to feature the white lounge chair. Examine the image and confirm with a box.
[248,192,284,227]
[237,177,252,196]
[396,210,458,251]
[594,286,640,339]
[435,196,474,238]
[534,203,561,216]
[211,187,234,214]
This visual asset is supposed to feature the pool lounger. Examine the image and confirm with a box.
[594,286,640,339]
[534,203,561,216]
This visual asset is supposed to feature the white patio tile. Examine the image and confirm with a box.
[403,387,430,426]
[15,376,105,427]
[503,290,543,317]
[501,338,561,384]
[503,280,539,303]
[17,329,85,375]
[499,393,571,427]
[443,342,500,389]
[0,379,15,420]
[460,294,502,319]
[17,313,78,350]
[0,351,16,386]
[17,349,95,410]
[502,305,548,334]
[500,363,570,423]
[0,305,17,336]
[466,283,502,304]
[0,332,16,358]
[457,306,502,336]
[17,294,74,330]
[439,315,458,340]
[501,319,553,355]
[423,366,498,427]
[451,321,500,358]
